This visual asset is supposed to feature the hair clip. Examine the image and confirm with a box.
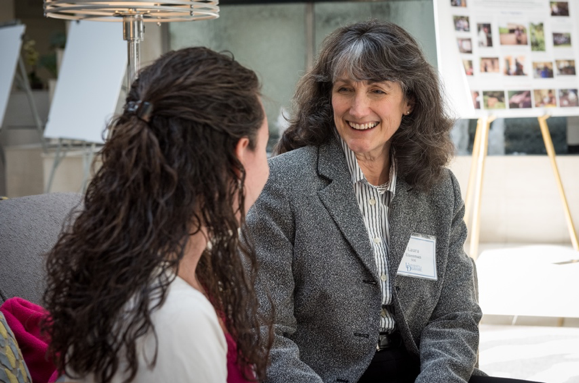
[126,100,154,123]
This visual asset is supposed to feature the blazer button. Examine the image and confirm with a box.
[353,332,369,338]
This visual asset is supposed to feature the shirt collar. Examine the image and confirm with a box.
[336,130,397,196]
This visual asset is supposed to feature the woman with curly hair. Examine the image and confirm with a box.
[42,47,271,383]
[246,20,492,383]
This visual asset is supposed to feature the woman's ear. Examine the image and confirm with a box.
[235,137,251,168]
[405,95,416,114]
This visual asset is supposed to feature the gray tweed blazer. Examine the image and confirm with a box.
[246,136,483,383]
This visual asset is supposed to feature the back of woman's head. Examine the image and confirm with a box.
[103,46,263,250]
[277,20,454,190]
[43,47,269,383]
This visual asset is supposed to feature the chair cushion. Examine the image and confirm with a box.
[0,193,82,305]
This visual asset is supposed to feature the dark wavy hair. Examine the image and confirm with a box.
[42,47,271,383]
[275,20,455,191]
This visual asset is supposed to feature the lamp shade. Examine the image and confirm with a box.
[44,0,219,22]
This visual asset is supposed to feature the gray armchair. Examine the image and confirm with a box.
[0,193,82,305]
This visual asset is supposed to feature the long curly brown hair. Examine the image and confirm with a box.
[42,47,271,383]
[276,20,455,192]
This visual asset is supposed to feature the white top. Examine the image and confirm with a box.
[66,276,227,383]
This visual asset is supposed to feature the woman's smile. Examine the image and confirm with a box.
[347,121,379,130]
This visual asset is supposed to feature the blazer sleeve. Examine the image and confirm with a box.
[415,172,483,383]
[246,172,324,383]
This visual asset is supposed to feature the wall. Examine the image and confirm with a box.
[313,1,437,66]
[450,155,579,244]
[171,3,308,151]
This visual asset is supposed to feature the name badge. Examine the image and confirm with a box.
[396,233,437,280]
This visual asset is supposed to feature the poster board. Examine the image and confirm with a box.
[44,21,126,144]
[0,24,26,127]
[434,0,579,119]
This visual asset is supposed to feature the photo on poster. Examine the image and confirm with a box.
[480,57,500,73]
[504,56,527,76]
[532,61,554,78]
[555,60,576,75]
[463,60,474,76]
[457,38,473,53]
[530,23,545,52]
[477,23,493,47]
[508,90,532,108]
[550,2,570,16]
[483,91,506,109]
[451,0,467,7]
[499,22,528,45]
[559,89,578,107]
[454,16,470,32]
[533,89,557,107]
[553,32,572,47]
[472,91,481,109]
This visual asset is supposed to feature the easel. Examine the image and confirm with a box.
[43,21,126,194]
[464,115,579,260]
[13,54,48,153]
[0,22,47,166]
[44,139,100,193]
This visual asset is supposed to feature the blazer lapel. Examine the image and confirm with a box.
[387,178,422,353]
[316,138,378,279]
[387,178,420,277]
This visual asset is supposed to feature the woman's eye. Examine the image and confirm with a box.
[372,89,386,95]
[337,87,350,92]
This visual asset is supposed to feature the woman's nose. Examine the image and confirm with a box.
[349,93,370,118]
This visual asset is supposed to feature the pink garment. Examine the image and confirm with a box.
[225,331,255,383]
[0,297,59,383]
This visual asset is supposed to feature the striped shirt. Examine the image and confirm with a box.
[338,136,397,333]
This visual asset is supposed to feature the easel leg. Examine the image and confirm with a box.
[537,115,579,251]
[80,143,96,194]
[17,55,47,153]
[45,138,71,193]
[465,118,484,228]
[469,116,496,260]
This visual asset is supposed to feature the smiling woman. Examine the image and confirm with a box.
[246,20,539,383]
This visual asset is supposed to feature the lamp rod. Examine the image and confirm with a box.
[123,12,144,90]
